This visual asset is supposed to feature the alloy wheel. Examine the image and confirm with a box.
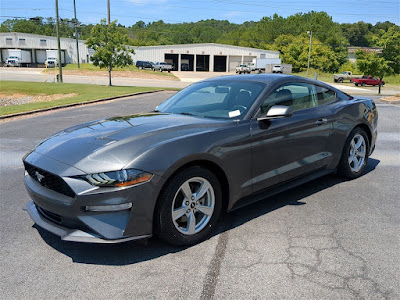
[171,177,215,235]
[348,133,366,172]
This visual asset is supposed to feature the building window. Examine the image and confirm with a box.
[5,38,12,45]
[260,54,266,59]
[40,39,46,44]
[19,38,26,45]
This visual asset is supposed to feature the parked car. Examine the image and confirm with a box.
[181,63,190,71]
[236,64,251,74]
[333,71,362,83]
[23,74,377,246]
[351,76,385,86]
[272,65,283,73]
[136,61,154,70]
[153,62,173,72]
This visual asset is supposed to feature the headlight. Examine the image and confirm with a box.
[82,169,153,187]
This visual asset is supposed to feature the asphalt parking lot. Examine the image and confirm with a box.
[0,91,399,299]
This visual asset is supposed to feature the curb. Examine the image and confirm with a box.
[380,98,400,105]
[0,90,164,120]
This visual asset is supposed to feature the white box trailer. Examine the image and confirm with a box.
[6,49,32,67]
[249,58,282,72]
[45,50,65,67]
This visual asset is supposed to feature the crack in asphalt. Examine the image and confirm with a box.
[200,228,229,300]
[211,212,394,299]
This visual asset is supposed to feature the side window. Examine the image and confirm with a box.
[315,86,336,105]
[260,83,317,114]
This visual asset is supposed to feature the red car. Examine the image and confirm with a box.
[351,76,385,86]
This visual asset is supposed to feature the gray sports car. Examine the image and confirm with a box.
[23,74,378,246]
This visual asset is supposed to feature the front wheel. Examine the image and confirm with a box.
[337,127,369,179]
[361,82,366,86]
[155,166,222,246]
[338,78,343,83]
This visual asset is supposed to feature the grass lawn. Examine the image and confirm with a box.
[50,63,178,79]
[0,81,170,116]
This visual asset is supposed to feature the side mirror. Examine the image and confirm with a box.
[257,105,293,121]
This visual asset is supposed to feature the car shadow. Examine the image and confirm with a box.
[36,158,380,265]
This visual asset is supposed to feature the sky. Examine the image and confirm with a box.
[1,0,399,26]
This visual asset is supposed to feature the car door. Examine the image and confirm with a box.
[250,82,335,193]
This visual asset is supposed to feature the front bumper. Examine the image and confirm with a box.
[23,152,165,243]
[24,201,150,243]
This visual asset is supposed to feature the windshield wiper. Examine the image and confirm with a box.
[179,112,196,116]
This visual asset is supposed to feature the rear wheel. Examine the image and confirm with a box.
[338,77,343,83]
[337,127,369,179]
[155,166,222,246]
[361,82,366,86]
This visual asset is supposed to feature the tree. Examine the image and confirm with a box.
[356,50,392,94]
[273,34,340,73]
[376,26,400,74]
[86,19,134,86]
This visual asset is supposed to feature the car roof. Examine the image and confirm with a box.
[202,73,299,84]
[201,73,340,92]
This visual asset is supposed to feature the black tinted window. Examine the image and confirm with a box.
[261,83,317,113]
[261,83,336,114]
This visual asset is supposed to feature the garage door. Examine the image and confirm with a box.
[229,56,241,72]
[243,56,256,65]
[36,50,46,64]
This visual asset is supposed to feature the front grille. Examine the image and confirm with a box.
[24,162,75,198]
[36,204,96,233]
[36,205,62,224]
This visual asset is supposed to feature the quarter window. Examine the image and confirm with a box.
[315,86,336,105]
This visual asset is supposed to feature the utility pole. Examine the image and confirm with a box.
[73,0,80,68]
[107,0,112,86]
[307,31,312,77]
[55,0,63,82]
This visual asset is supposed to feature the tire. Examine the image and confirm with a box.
[337,127,369,179]
[355,83,359,86]
[155,166,222,246]
[152,68,155,72]
[361,82,366,86]
[338,77,343,83]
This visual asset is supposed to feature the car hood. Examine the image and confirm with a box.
[31,113,229,174]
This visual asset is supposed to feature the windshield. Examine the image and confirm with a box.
[157,80,265,120]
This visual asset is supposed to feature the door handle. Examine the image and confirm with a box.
[315,118,328,125]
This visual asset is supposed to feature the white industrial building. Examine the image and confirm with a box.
[131,43,280,72]
[0,32,280,72]
[0,32,93,66]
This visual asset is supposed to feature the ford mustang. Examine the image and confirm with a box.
[23,74,378,246]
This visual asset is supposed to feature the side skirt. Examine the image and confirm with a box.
[230,169,335,211]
